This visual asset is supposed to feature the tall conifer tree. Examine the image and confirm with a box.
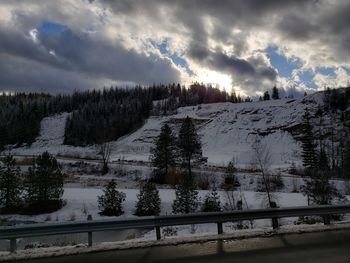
[178,116,202,178]
[151,123,177,182]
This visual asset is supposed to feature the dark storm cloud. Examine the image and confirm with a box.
[0,7,181,93]
[99,0,314,87]
[35,29,180,84]
[189,45,277,81]
[1,0,350,94]
[0,54,97,93]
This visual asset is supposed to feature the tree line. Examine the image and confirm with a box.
[295,88,350,223]
[0,152,64,214]
[0,83,254,149]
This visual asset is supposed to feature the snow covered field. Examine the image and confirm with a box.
[1,187,308,223]
[1,186,348,251]
[0,187,303,249]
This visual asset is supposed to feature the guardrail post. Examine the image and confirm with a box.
[323,215,331,225]
[156,226,161,240]
[10,238,16,253]
[270,201,279,230]
[87,215,93,247]
[272,217,279,229]
[217,222,223,235]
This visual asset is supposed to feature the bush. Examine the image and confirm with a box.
[172,177,200,214]
[201,187,221,212]
[24,152,64,214]
[196,174,210,190]
[135,181,161,216]
[271,174,284,191]
[0,155,23,213]
[98,180,126,216]
[22,200,65,215]
[256,174,284,192]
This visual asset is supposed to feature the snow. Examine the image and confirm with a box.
[1,187,310,223]
[110,96,325,167]
[0,182,349,257]
[9,113,98,158]
[6,94,326,168]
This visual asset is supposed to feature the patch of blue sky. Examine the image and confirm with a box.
[267,46,301,78]
[298,69,317,89]
[344,67,350,75]
[317,67,336,76]
[151,39,193,76]
[38,21,69,34]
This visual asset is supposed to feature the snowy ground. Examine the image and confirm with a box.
[8,113,98,159]
[0,187,305,251]
[1,187,309,223]
[0,186,349,255]
[111,98,308,167]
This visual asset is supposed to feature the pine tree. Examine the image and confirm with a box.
[0,155,22,212]
[263,91,270,101]
[223,158,239,189]
[98,180,126,216]
[178,116,202,178]
[301,112,318,169]
[272,86,279,100]
[135,181,161,216]
[172,177,200,214]
[344,140,350,178]
[318,148,330,171]
[26,152,64,213]
[301,171,342,205]
[201,187,221,212]
[151,123,177,182]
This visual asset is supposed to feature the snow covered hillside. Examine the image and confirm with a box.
[9,113,98,158]
[112,95,325,167]
[9,92,329,168]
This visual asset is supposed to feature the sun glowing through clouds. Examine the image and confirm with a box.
[197,69,232,90]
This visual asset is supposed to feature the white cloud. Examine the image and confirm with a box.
[313,67,350,90]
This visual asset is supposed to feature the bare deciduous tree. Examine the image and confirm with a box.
[100,142,111,175]
[251,137,276,208]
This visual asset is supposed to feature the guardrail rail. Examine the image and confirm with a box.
[1,204,350,253]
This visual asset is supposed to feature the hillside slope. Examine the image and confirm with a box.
[111,97,317,167]
[9,91,338,168]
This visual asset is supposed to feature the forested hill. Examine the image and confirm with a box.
[0,83,246,148]
[2,85,350,171]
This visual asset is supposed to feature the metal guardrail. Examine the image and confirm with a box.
[1,204,350,253]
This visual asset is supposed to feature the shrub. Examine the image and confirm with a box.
[135,181,161,216]
[98,180,126,216]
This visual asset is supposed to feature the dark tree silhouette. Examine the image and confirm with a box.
[0,154,22,212]
[135,181,161,216]
[263,91,270,101]
[98,180,126,216]
[151,123,177,182]
[178,116,202,178]
[26,152,64,214]
[272,86,279,100]
[301,112,318,169]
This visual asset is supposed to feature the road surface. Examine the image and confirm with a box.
[23,229,350,263]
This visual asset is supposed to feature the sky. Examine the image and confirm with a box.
[0,0,350,96]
